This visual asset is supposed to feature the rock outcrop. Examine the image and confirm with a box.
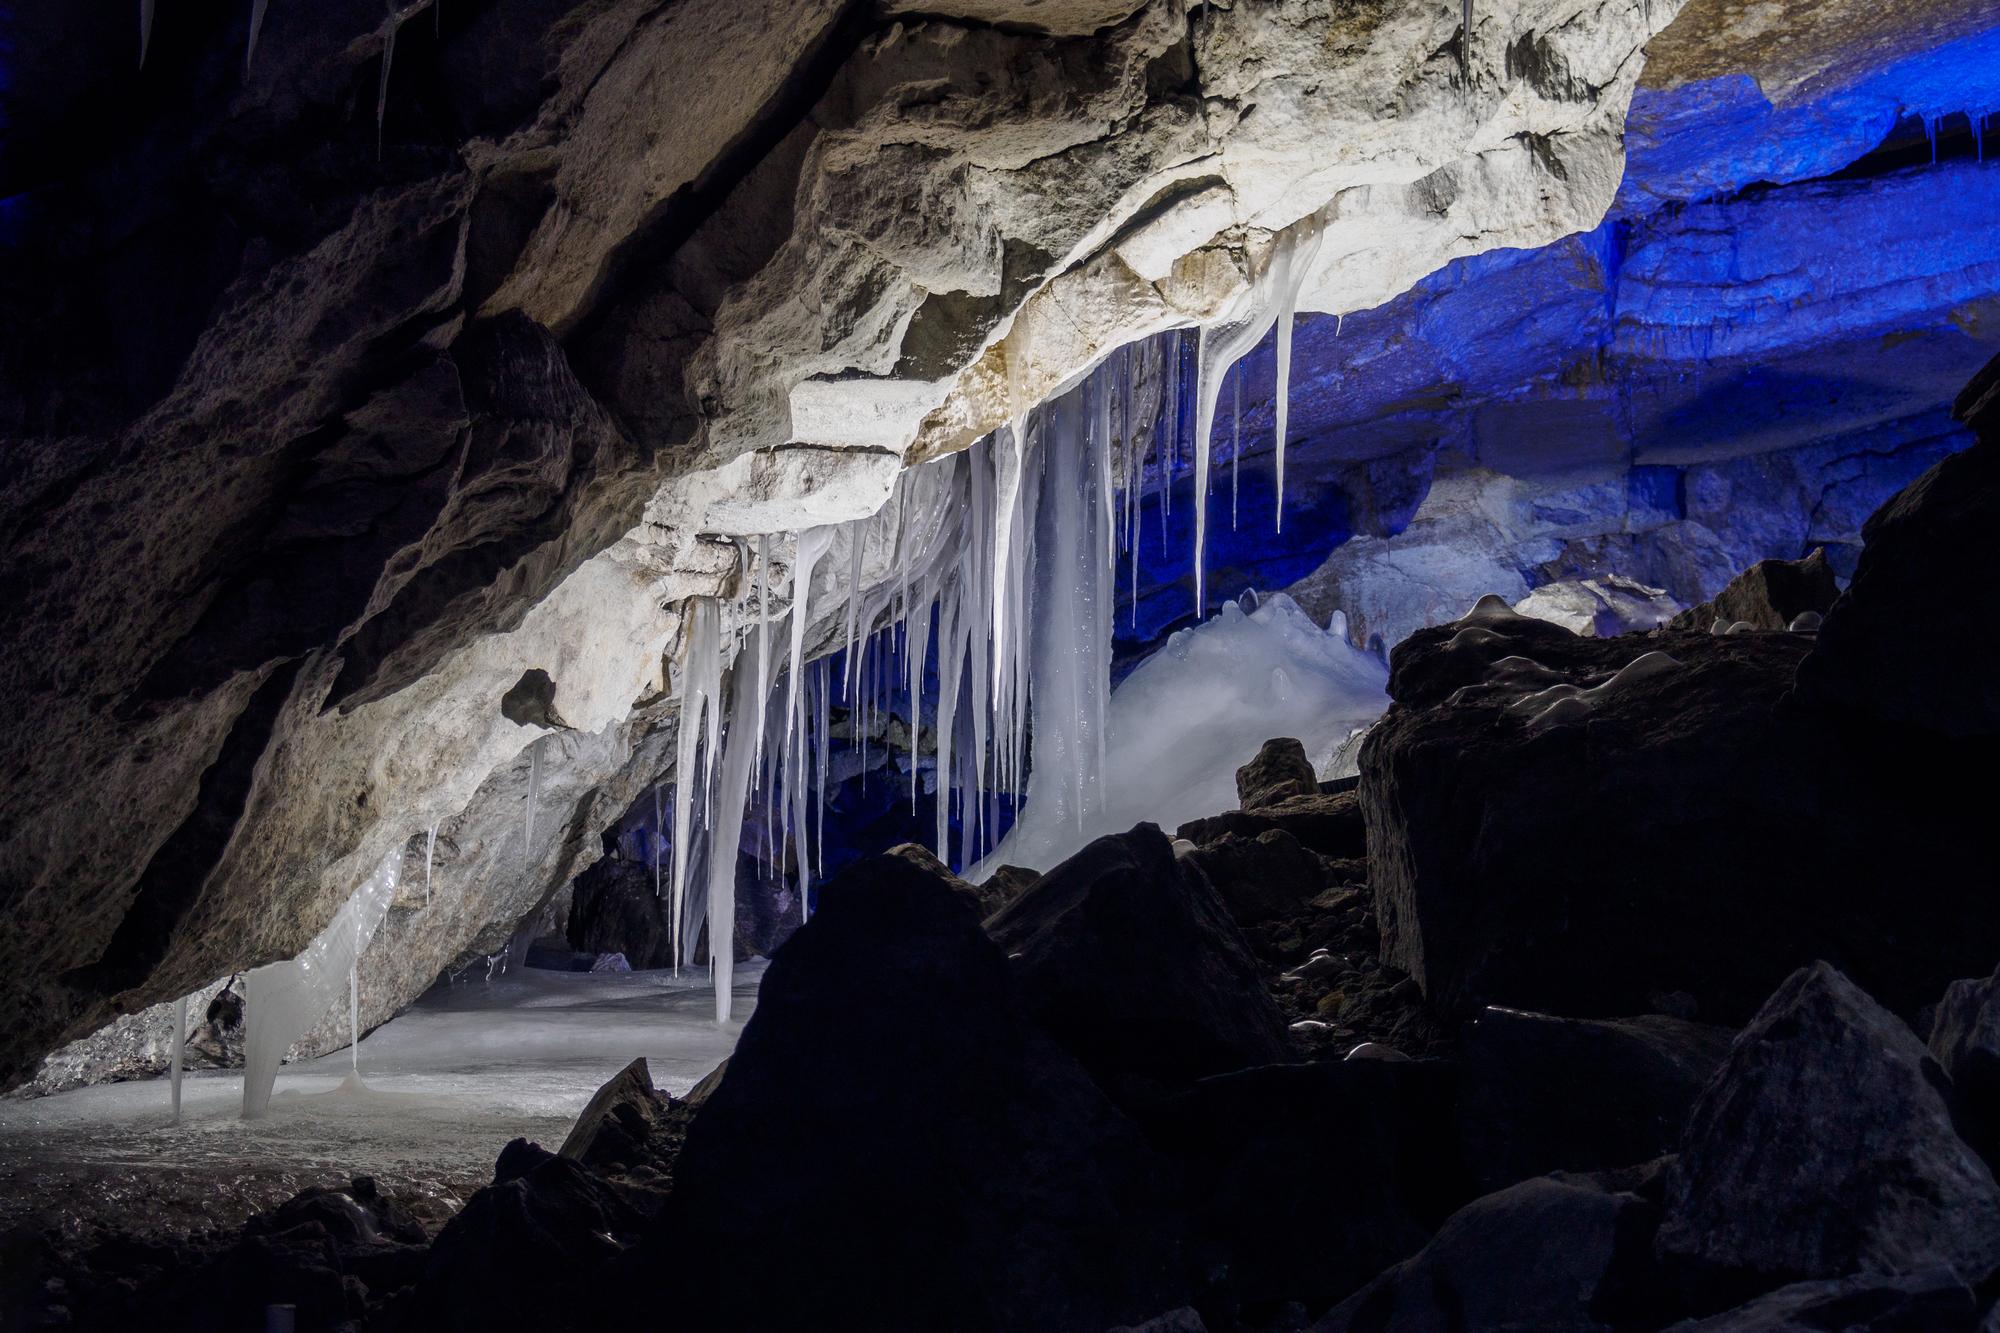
[1656,962,2000,1307]
[1359,595,1999,1026]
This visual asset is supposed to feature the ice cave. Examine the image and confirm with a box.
[2,0,1999,1328]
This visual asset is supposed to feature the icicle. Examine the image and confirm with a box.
[348,962,361,1074]
[671,598,723,975]
[246,0,270,71]
[170,995,187,1123]
[787,529,830,749]
[524,739,540,856]
[139,0,155,68]
[423,822,436,905]
[754,534,773,776]
[1231,361,1242,531]
[376,20,398,159]
[1273,213,1322,535]
[1460,0,1474,76]
[652,784,663,899]
[703,625,768,1024]
[815,657,830,873]
[844,520,864,699]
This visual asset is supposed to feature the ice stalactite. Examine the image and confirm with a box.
[672,597,724,975]
[246,0,270,70]
[241,849,404,1118]
[423,822,437,905]
[348,962,360,1075]
[702,626,766,1023]
[138,0,155,67]
[524,738,541,858]
[1272,214,1322,538]
[376,19,398,158]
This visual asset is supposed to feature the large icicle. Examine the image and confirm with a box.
[671,598,723,974]
[170,995,186,1123]
[1272,214,1323,534]
[241,850,404,1118]
[704,627,767,1024]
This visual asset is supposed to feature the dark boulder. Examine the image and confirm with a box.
[1359,597,1997,1026]
[1931,966,2000,1160]
[1661,1269,1978,1332]
[405,1152,645,1333]
[1237,737,1319,809]
[1657,963,2000,1308]
[885,840,1020,921]
[1178,789,1367,862]
[1313,1174,1659,1332]
[1667,548,1839,633]
[1793,363,2000,737]
[623,848,1186,1332]
[1144,1059,1466,1322]
[1182,828,1341,927]
[1460,1007,1734,1192]
[987,823,1291,1102]
[244,1177,427,1248]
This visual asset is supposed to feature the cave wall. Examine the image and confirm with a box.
[0,0,1689,1087]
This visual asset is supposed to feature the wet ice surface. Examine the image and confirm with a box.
[0,962,762,1241]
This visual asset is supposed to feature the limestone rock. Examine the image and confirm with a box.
[986,823,1291,1102]
[626,848,1186,1331]
[1932,966,2000,1161]
[1360,598,2000,1026]
[1460,1007,1734,1192]
[1313,1174,1655,1333]
[1235,737,1318,810]
[1661,1270,1978,1333]
[1656,963,2000,1303]
[1667,549,1839,634]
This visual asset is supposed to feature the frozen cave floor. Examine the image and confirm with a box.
[0,963,762,1242]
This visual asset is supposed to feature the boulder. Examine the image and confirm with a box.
[1657,963,2000,1306]
[1460,1008,1734,1192]
[1178,789,1367,862]
[1143,1059,1465,1320]
[886,841,1018,921]
[405,1152,645,1333]
[1793,382,2000,736]
[624,849,1185,1331]
[1182,828,1342,927]
[1667,549,1839,633]
[1313,1174,1658,1332]
[558,1058,665,1166]
[1360,597,1999,1025]
[1237,738,1319,810]
[243,1177,427,1249]
[986,824,1291,1102]
[1931,966,2000,1159]
[1661,1270,1977,1332]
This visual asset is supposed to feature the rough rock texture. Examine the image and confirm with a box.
[1667,549,1839,633]
[1794,366,2000,737]
[1143,1059,1465,1321]
[1460,1007,1734,1192]
[1236,737,1319,810]
[1359,596,1999,1026]
[1656,963,2000,1306]
[1932,967,2000,1162]
[627,849,1185,1331]
[1313,1174,1657,1333]
[1178,789,1367,862]
[986,823,1291,1103]
[1661,1270,1980,1333]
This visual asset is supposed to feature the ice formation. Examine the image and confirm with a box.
[241,849,404,1118]
[657,316,1396,1019]
[169,995,186,1123]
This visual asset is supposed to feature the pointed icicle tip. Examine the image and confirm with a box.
[139,0,155,68]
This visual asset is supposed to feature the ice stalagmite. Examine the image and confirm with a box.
[242,850,404,1118]
[170,995,186,1123]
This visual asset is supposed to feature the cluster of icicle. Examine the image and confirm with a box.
[662,214,1327,1023]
